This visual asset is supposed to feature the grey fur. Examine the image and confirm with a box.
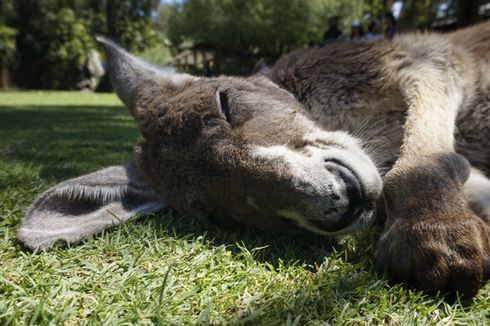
[96,36,187,115]
[17,162,166,251]
[96,36,157,110]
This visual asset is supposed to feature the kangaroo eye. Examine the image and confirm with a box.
[216,90,231,122]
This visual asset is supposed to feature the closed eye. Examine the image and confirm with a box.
[216,90,231,122]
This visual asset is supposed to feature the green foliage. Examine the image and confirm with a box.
[363,0,387,18]
[166,0,327,56]
[1,0,484,87]
[398,0,436,30]
[162,0,375,74]
[137,33,173,66]
[73,0,159,53]
[0,25,16,66]
[0,0,17,67]
[14,2,94,89]
[8,0,159,89]
[103,0,159,52]
[0,0,15,24]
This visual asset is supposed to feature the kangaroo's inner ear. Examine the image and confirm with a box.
[17,163,166,252]
[96,37,194,117]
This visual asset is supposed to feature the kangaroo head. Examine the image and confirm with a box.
[100,39,382,235]
[18,39,383,251]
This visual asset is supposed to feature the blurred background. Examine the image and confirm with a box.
[0,0,489,91]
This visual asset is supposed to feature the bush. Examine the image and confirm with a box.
[0,25,16,67]
[14,5,94,89]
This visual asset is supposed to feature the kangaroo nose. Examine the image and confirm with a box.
[307,159,367,232]
[324,159,363,203]
[311,201,376,233]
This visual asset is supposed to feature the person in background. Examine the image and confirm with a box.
[383,12,398,39]
[321,16,343,45]
[350,20,365,40]
[364,20,383,41]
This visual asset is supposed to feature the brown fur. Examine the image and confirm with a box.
[19,23,490,298]
[268,24,490,297]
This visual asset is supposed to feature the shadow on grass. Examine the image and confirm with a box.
[0,104,139,182]
[136,212,386,322]
[137,210,381,275]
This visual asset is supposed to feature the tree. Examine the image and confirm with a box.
[0,25,15,88]
[162,0,374,74]
[397,0,436,31]
[0,0,16,87]
[104,0,159,52]
[10,0,159,89]
[70,0,159,52]
[14,1,94,89]
[0,25,16,66]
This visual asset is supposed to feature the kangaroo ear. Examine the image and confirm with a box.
[96,37,194,117]
[17,163,166,252]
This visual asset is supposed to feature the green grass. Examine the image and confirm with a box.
[0,91,489,325]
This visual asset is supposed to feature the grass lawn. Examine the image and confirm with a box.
[0,91,489,325]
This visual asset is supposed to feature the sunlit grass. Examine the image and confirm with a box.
[0,91,488,325]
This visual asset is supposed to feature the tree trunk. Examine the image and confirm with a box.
[0,66,9,89]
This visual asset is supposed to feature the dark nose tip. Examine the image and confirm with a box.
[312,201,376,232]
[311,204,365,232]
[324,159,362,203]
[309,159,367,232]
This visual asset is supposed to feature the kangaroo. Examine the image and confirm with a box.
[18,22,490,298]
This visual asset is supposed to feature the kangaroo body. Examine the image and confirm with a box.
[271,24,490,175]
[18,22,490,298]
